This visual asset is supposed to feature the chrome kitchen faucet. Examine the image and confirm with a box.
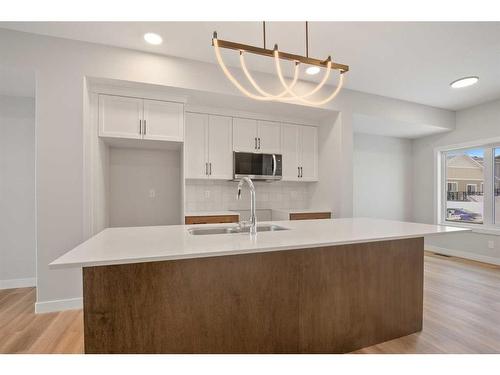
[236,176,257,235]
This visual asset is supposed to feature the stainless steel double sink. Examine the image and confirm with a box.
[188,224,289,235]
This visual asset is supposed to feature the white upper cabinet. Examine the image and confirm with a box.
[184,112,209,179]
[208,115,233,180]
[233,118,258,152]
[143,99,183,142]
[233,117,281,153]
[282,123,318,181]
[299,125,318,181]
[282,124,301,181]
[184,112,233,180]
[98,95,142,139]
[257,120,281,154]
[99,94,184,142]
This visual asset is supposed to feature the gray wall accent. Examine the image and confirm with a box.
[109,147,181,227]
[353,133,413,221]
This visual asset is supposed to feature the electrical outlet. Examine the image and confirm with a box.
[149,189,156,198]
[487,240,495,249]
[204,190,210,199]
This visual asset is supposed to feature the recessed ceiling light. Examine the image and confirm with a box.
[305,66,320,75]
[144,33,163,45]
[450,76,479,89]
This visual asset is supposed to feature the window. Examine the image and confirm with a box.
[440,144,500,228]
[444,148,484,224]
[447,182,458,192]
[466,184,477,193]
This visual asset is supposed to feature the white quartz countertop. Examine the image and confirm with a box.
[185,211,240,216]
[51,218,469,269]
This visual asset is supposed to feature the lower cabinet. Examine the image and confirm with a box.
[185,214,239,225]
[272,210,332,221]
[289,212,331,220]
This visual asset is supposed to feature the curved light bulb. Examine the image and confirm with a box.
[240,51,299,98]
[274,50,343,106]
[213,38,272,101]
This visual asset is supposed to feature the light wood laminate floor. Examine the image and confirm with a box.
[1,254,499,354]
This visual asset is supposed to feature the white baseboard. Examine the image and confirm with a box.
[0,277,36,290]
[426,245,500,266]
[35,297,83,314]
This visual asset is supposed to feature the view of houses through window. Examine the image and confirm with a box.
[445,148,484,224]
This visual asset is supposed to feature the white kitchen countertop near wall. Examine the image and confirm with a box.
[185,211,240,217]
[272,208,332,215]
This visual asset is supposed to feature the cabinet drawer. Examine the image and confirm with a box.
[185,215,239,225]
[289,212,331,221]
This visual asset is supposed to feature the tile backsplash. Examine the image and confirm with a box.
[185,180,313,212]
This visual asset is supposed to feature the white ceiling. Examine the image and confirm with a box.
[352,113,448,139]
[2,22,500,110]
[0,66,35,98]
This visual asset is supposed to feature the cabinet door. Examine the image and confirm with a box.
[257,120,281,154]
[233,118,258,152]
[184,112,208,179]
[98,94,142,139]
[143,100,184,141]
[281,124,300,181]
[299,125,318,181]
[208,115,233,180]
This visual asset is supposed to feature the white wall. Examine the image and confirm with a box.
[310,112,354,217]
[0,95,36,288]
[0,28,455,311]
[413,98,500,264]
[353,133,413,221]
[109,147,181,227]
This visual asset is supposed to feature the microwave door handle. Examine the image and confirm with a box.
[272,154,277,176]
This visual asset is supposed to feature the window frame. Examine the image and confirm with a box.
[435,138,500,234]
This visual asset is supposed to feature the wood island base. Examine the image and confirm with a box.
[83,237,424,353]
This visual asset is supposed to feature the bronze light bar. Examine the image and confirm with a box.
[212,35,349,73]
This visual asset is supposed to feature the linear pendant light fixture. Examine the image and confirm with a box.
[212,22,349,106]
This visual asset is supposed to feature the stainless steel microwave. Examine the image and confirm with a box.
[233,152,282,181]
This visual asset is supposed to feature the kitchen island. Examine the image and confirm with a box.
[51,218,467,353]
